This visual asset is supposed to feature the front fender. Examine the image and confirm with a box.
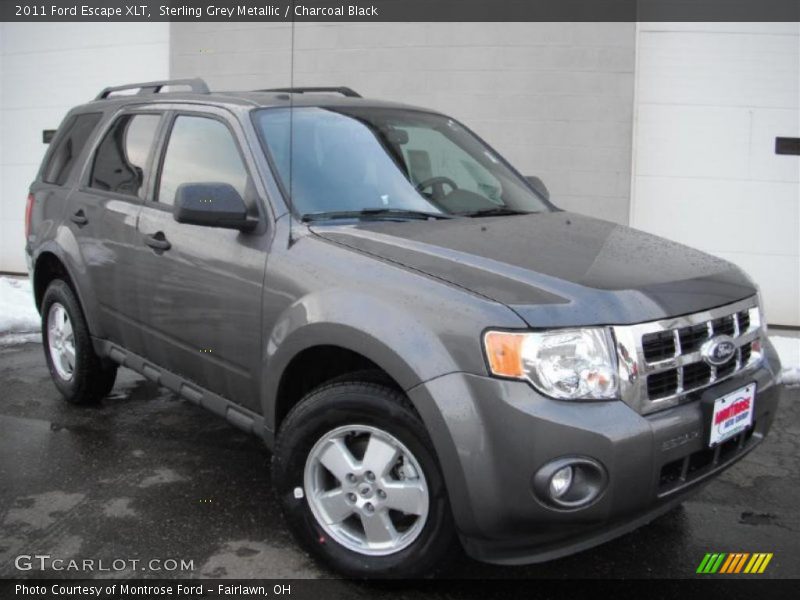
[261,287,463,431]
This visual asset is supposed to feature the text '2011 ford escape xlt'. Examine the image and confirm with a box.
[25,79,784,577]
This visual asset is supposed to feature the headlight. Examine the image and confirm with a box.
[483,328,618,400]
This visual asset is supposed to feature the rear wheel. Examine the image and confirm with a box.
[273,379,458,578]
[41,279,117,404]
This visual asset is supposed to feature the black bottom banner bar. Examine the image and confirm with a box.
[2,578,800,600]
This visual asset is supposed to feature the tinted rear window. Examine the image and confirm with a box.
[42,113,102,185]
[90,114,161,198]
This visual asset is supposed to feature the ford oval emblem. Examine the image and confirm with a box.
[701,335,737,366]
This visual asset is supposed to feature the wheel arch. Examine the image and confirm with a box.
[33,251,74,311]
[266,327,431,433]
[32,246,103,338]
[262,291,466,436]
[272,344,407,429]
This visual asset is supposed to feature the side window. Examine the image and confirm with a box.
[157,116,249,205]
[43,113,102,185]
[89,114,161,198]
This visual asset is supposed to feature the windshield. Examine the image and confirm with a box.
[253,107,552,219]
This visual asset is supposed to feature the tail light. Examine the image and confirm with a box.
[25,193,34,238]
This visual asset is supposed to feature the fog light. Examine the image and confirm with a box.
[549,466,573,498]
[532,456,607,510]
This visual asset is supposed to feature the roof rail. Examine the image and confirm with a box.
[259,86,362,98]
[96,78,210,100]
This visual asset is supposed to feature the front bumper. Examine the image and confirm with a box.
[407,341,783,565]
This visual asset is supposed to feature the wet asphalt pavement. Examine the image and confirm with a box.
[1,341,798,583]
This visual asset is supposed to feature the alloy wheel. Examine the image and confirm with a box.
[47,302,76,381]
[303,424,430,556]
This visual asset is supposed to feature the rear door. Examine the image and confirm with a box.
[70,109,164,353]
[135,106,269,411]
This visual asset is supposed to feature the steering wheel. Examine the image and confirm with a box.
[415,176,459,200]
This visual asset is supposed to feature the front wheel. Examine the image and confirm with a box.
[272,379,458,578]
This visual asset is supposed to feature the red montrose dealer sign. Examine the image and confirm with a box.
[710,383,755,446]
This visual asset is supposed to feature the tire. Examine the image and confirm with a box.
[41,279,117,404]
[272,379,458,578]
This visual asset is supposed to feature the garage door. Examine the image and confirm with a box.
[631,23,799,326]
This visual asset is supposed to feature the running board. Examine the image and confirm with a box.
[93,338,268,442]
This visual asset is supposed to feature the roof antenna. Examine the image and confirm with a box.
[287,1,296,247]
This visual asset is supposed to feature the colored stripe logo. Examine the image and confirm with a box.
[697,553,773,574]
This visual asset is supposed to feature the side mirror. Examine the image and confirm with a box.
[525,176,550,201]
[173,182,257,231]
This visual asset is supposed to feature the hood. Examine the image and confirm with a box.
[310,212,756,327]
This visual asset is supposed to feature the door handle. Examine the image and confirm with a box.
[144,232,171,251]
[70,210,88,226]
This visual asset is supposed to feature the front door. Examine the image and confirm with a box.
[135,109,269,411]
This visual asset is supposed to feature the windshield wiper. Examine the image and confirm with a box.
[301,208,455,222]
[460,207,531,218]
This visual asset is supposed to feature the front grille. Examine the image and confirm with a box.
[711,315,736,337]
[642,330,675,362]
[738,311,750,332]
[647,370,678,400]
[683,362,711,389]
[612,297,762,415]
[716,357,736,379]
[640,306,758,404]
[741,341,752,364]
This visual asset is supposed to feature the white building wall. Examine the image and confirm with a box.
[631,22,800,326]
[0,23,170,273]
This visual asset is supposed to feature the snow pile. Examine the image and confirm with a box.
[771,335,800,387]
[0,276,40,343]
[0,332,41,345]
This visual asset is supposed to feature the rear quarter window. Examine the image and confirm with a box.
[42,112,103,185]
[89,113,161,198]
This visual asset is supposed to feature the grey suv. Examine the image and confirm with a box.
[26,79,783,577]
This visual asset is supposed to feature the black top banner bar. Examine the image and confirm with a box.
[3,0,800,22]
